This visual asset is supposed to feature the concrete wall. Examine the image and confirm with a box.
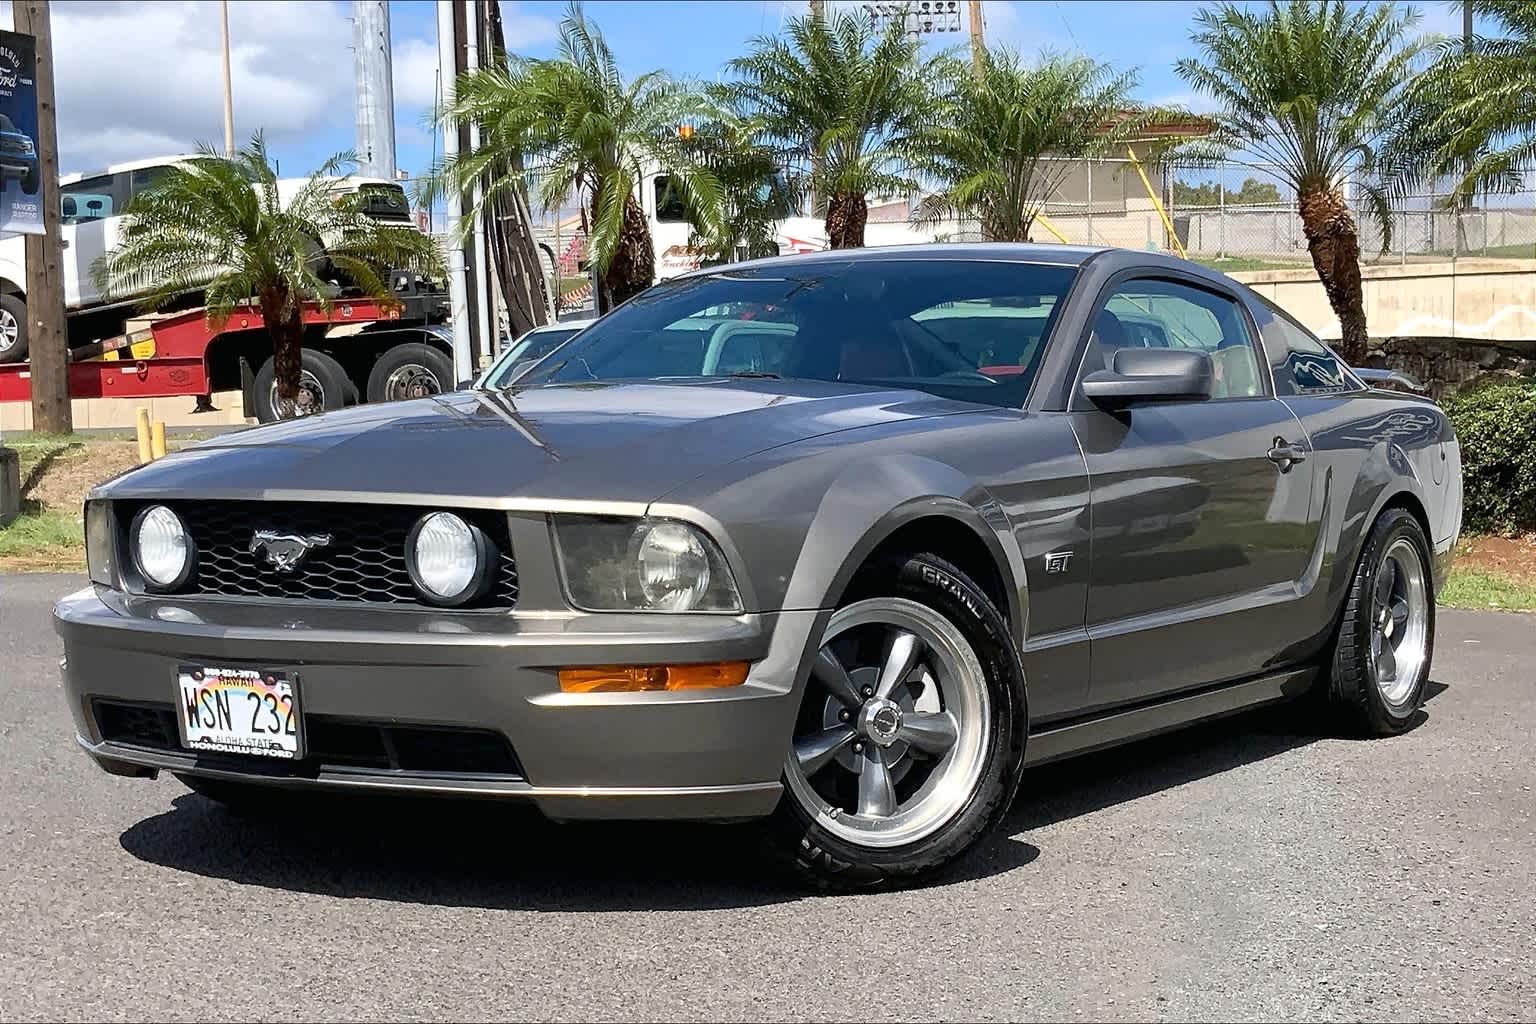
[1230,259,1536,343]
[0,390,249,433]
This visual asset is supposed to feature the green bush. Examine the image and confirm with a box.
[1443,376,1536,535]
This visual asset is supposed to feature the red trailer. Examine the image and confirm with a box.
[0,286,456,422]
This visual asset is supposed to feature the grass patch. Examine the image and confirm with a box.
[1192,255,1310,273]
[1441,566,1536,612]
[0,506,85,572]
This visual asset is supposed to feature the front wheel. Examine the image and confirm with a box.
[0,293,27,364]
[1326,507,1436,735]
[767,552,1028,891]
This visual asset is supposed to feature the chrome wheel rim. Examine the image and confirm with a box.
[382,363,444,402]
[269,369,325,419]
[784,597,990,849]
[1371,537,1429,708]
[0,307,17,352]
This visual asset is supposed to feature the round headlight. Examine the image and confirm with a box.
[406,512,493,605]
[631,522,711,611]
[132,504,194,590]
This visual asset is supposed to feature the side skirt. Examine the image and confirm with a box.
[1024,667,1317,767]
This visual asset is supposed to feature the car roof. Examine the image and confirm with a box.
[675,242,1111,281]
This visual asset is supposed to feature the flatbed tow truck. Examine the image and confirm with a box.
[0,275,454,423]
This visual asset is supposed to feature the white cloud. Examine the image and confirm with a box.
[501,4,559,49]
[43,0,355,172]
[1150,90,1221,116]
[393,35,442,110]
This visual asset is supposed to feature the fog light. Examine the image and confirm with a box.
[559,661,750,693]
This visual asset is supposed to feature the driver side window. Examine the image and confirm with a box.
[1094,279,1265,400]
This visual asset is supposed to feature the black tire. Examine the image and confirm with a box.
[0,292,27,364]
[20,166,37,195]
[251,348,349,423]
[1326,507,1436,736]
[365,342,454,404]
[766,552,1029,891]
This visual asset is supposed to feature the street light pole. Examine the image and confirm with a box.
[15,0,69,434]
[220,0,235,156]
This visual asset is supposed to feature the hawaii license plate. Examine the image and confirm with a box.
[175,665,302,759]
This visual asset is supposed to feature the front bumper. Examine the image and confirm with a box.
[56,587,825,820]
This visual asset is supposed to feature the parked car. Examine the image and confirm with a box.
[473,318,596,388]
[55,244,1462,889]
[0,113,38,196]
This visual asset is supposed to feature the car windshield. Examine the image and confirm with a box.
[519,259,1078,408]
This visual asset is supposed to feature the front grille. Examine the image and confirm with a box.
[121,500,518,608]
[93,699,525,779]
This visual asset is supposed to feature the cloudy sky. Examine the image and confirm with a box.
[4,0,1470,184]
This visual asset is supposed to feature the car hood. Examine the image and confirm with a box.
[95,380,974,506]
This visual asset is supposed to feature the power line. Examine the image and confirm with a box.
[1052,0,1082,50]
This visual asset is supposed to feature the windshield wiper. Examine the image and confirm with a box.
[726,370,782,380]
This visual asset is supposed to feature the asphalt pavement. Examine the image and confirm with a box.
[2,572,1532,1022]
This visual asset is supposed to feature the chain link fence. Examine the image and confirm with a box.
[920,158,1536,268]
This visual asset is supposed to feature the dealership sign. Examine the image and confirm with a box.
[0,30,41,235]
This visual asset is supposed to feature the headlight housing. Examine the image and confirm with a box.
[85,500,116,588]
[405,511,496,606]
[554,516,742,612]
[130,504,194,590]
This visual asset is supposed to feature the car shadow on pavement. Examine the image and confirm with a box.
[1012,680,1449,834]
[118,790,1041,908]
[117,682,1445,908]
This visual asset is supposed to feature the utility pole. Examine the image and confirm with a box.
[220,0,235,156]
[353,1,396,179]
[15,1,69,434]
[436,0,471,382]
[968,0,984,78]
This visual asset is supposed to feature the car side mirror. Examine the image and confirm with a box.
[1081,348,1213,406]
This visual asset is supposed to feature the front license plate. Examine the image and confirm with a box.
[175,665,302,760]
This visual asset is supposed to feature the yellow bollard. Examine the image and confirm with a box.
[150,420,167,461]
[134,408,152,465]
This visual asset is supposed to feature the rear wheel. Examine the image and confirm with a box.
[0,293,27,364]
[767,552,1027,890]
[366,342,454,404]
[252,349,349,423]
[1326,508,1435,735]
[20,166,37,195]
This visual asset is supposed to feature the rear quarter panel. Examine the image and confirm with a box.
[1283,389,1458,638]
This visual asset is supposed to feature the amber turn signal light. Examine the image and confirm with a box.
[559,661,750,693]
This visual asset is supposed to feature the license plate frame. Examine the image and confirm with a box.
[174,665,305,760]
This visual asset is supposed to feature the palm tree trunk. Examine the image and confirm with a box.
[259,284,304,404]
[602,193,657,307]
[1297,184,1369,365]
[825,192,868,249]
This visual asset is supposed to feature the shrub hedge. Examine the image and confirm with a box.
[1442,376,1536,535]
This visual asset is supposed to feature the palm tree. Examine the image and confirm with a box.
[1387,0,1536,202]
[1176,0,1429,364]
[94,136,441,411]
[722,10,949,249]
[434,2,720,308]
[916,50,1158,243]
[679,109,800,264]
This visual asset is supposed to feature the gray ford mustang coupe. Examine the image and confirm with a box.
[55,245,1462,889]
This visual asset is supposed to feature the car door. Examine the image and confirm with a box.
[1069,273,1320,711]
[59,172,129,309]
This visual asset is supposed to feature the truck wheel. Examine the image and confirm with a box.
[252,349,349,423]
[366,343,454,404]
[20,167,37,195]
[0,294,27,364]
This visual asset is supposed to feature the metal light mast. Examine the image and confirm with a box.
[353,0,397,179]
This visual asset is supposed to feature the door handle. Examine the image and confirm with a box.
[1268,439,1308,470]
[59,238,68,248]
